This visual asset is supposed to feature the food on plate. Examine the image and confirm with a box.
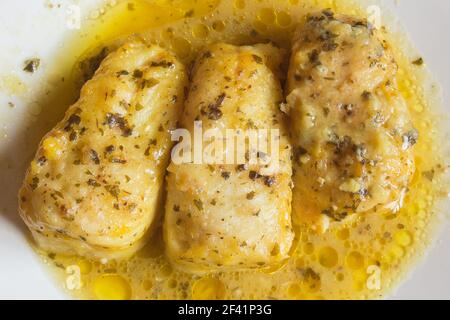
[164,43,294,272]
[286,11,417,232]
[10,0,444,300]
[18,42,188,259]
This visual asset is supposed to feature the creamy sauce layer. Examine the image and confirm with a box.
[35,0,447,300]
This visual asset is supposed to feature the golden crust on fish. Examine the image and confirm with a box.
[164,43,294,272]
[18,42,187,259]
[286,11,416,232]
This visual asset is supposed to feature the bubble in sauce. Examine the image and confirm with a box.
[394,230,413,247]
[93,274,131,300]
[192,278,226,300]
[346,251,364,270]
[318,246,338,268]
[192,24,209,38]
[276,11,292,27]
[257,8,276,25]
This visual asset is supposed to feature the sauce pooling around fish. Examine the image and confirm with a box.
[30,0,446,300]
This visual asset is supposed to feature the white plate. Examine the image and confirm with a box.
[0,0,448,300]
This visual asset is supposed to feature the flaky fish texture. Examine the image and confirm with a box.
[286,10,416,233]
[164,43,294,272]
[19,42,188,259]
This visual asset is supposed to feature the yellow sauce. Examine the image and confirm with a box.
[35,0,448,299]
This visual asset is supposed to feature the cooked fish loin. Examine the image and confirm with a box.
[286,11,416,233]
[18,42,188,259]
[165,43,294,272]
